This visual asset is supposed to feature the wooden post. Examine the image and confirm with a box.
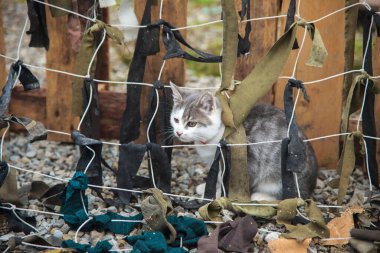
[372,37,380,184]
[45,6,76,142]
[0,2,6,88]
[235,0,280,104]
[274,0,346,168]
[134,0,187,143]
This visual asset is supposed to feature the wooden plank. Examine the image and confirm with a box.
[0,2,6,89]
[134,0,187,144]
[45,7,76,142]
[235,0,279,104]
[275,0,346,168]
[9,88,125,139]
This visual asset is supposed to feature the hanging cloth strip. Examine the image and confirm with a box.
[117,143,171,204]
[81,78,101,138]
[281,79,309,199]
[284,0,299,49]
[72,20,124,116]
[237,0,252,56]
[71,131,103,187]
[0,61,40,117]
[119,0,158,143]
[60,172,143,233]
[176,140,231,209]
[146,80,173,162]
[26,0,49,50]
[361,10,379,188]
[7,234,57,252]
[197,215,258,253]
[148,20,222,63]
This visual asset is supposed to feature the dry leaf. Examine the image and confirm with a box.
[323,205,364,245]
[268,238,311,253]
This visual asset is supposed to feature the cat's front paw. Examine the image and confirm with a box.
[250,192,276,201]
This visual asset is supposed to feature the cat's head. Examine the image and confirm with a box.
[170,82,224,144]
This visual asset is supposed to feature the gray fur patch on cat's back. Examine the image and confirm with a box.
[244,104,318,199]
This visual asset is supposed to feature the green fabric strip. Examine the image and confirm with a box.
[226,125,250,200]
[72,21,124,116]
[222,23,298,137]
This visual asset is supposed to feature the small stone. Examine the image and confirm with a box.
[10,155,20,162]
[26,150,37,158]
[107,206,117,212]
[53,230,63,239]
[264,231,281,242]
[316,178,325,189]
[90,230,105,244]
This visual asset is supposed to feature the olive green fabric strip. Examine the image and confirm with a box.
[223,23,298,136]
[198,197,277,221]
[218,0,239,129]
[72,21,124,116]
[47,0,73,17]
[0,167,21,205]
[336,132,361,205]
[220,0,238,91]
[305,25,328,67]
[226,125,250,200]
[141,188,177,244]
[277,198,329,240]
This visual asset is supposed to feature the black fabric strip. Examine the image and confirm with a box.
[146,81,173,162]
[281,79,308,199]
[26,0,49,50]
[237,0,252,56]
[117,143,171,205]
[284,0,299,49]
[71,131,103,187]
[119,0,157,144]
[154,20,222,63]
[81,78,101,139]
[0,65,18,117]
[362,11,379,187]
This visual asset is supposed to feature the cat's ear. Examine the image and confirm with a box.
[170,81,182,103]
[197,92,215,112]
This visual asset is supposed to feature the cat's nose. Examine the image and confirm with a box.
[176,131,183,137]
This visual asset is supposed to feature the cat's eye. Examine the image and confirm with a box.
[187,121,197,127]
[174,118,179,123]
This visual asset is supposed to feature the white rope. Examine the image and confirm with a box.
[12,65,22,89]
[363,139,374,192]
[219,145,227,197]
[7,203,39,233]
[32,0,95,22]
[87,29,107,77]
[16,16,29,60]
[294,173,302,198]
[0,122,10,160]
[84,146,96,174]
[75,217,93,243]
[77,83,93,131]
[356,79,370,131]
[287,89,301,138]
[21,242,64,250]
[0,204,64,217]
[159,0,164,20]
[291,26,308,78]
[361,16,374,70]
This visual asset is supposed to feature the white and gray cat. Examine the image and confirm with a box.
[169,82,318,201]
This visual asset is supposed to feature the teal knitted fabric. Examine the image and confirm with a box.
[126,232,188,253]
[167,215,208,247]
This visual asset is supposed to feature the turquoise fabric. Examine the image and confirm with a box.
[167,215,208,247]
[62,239,112,253]
[126,232,188,253]
[63,209,143,234]
[60,171,89,216]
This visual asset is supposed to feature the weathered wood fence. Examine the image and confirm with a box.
[1,0,380,177]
